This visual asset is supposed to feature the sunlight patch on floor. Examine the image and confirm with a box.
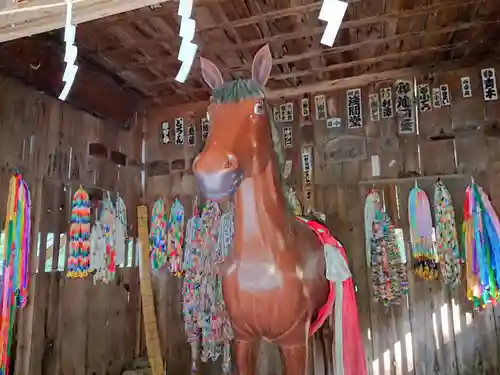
[440,303,450,345]
[393,340,402,375]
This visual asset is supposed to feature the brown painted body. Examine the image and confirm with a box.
[192,45,330,375]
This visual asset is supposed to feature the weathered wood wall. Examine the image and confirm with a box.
[144,62,500,375]
[0,76,143,375]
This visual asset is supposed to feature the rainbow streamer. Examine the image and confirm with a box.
[67,187,91,278]
[150,198,167,270]
[408,184,439,280]
[463,182,500,310]
[0,173,31,375]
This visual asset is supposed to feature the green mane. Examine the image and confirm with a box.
[211,79,294,212]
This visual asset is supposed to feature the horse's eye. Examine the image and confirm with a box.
[254,102,264,115]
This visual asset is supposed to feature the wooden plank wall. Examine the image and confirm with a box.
[0,76,143,375]
[143,62,500,375]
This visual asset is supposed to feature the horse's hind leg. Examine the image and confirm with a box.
[234,340,258,375]
[279,343,308,375]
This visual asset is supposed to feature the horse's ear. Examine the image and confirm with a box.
[251,44,272,86]
[200,57,224,90]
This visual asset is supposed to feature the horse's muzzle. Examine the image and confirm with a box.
[194,169,243,200]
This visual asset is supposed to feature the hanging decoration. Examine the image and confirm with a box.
[417,84,432,112]
[115,195,127,267]
[150,198,168,270]
[301,97,310,118]
[463,181,500,310]
[326,117,341,128]
[89,194,126,284]
[98,193,117,283]
[182,201,234,374]
[67,186,91,278]
[161,121,171,144]
[369,93,381,122]
[272,106,280,123]
[432,88,442,108]
[301,146,314,202]
[187,123,196,146]
[166,198,185,276]
[0,173,31,375]
[440,84,451,106]
[346,88,363,129]
[395,80,415,134]
[182,199,204,374]
[280,102,293,122]
[201,117,210,141]
[481,68,498,101]
[175,117,185,145]
[59,0,79,101]
[283,127,293,148]
[461,76,472,98]
[433,180,461,287]
[380,87,394,119]
[89,220,106,284]
[175,0,198,83]
[279,103,286,122]
[314,95,327,121]
[408,183,439,280]
[365,190,408,306]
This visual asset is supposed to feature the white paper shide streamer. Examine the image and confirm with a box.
[318,0,348,46]
[59,0,79,101]
[175,0,198,83]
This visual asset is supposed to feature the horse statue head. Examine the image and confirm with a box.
[192,44,286,202]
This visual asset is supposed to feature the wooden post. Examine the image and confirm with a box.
[137,205,164,375]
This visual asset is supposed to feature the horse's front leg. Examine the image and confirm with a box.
[279,343,309,375]
[234,339,258,375]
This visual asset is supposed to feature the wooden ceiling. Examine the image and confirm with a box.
[1,0,500,124]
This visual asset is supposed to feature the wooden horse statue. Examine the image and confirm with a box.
[192,44,366,375]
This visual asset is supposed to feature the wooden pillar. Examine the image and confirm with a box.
[137,205,164,375]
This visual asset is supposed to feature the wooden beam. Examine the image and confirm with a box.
[104,0,490,56]
[0,0,172,43]
[0,36,141,124]
[270,43,465,81]
[136,20,491,87]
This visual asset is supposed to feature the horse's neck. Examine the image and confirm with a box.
[232,161,291,259]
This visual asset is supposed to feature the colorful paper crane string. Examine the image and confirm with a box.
[408,184,439,280]
[166,198,185,276]
[464,182,500,310]
[365,190,408,307]
[98,194,117,283]
[0,173,31,375]
[181,201,234,374]
[67,186,91,278]
[433,179,461,287]
[150,198,167,270]
[115,195,127,267]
